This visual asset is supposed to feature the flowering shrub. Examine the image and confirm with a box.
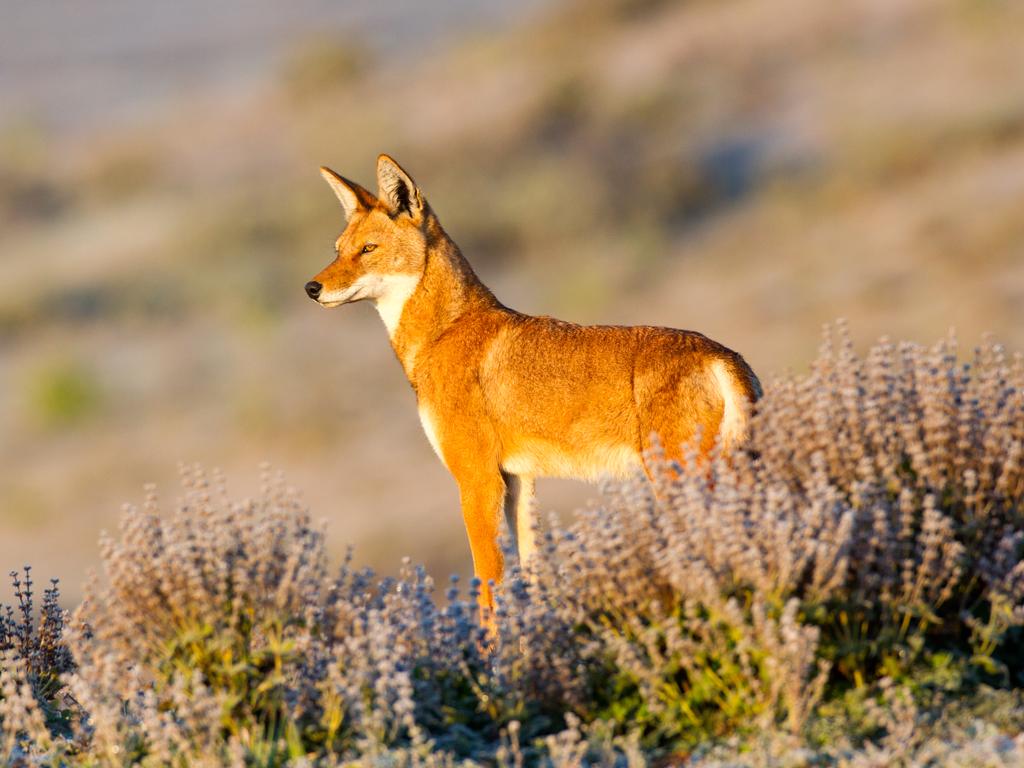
[752,325,1024,685]
[1,567,74,757]
[2,326,1022,766]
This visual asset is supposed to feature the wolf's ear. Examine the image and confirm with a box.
[320,167,375,221]
[376,154,426,221]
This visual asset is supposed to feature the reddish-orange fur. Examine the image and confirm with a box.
[307,155,761,619]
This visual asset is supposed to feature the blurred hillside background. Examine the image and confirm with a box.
[1,0,1022,605]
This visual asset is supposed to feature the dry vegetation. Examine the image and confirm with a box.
[3,326,1022,765]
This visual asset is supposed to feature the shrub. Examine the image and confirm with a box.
[3,326,1023,765]
[65,465,335,764]
[63,465,525,764]
[0,567,74,755]
[751,324,1024,684]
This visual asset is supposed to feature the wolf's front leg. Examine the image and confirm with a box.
[456,469,507,628]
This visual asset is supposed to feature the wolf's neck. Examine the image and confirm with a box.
[373,275,421,338]
[382,220,499,379]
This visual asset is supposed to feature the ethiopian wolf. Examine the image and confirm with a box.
[305,155,761,617]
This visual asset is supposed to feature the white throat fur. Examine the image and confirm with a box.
[370,273,421,339]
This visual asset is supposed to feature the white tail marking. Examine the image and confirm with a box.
[711,359,748,450]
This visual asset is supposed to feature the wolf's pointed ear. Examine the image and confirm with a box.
[320,167,375,221]
[376,154,426,221]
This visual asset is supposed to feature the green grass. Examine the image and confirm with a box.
[27,359,103,430]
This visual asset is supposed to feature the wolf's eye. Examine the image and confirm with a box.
[361,243,377,254]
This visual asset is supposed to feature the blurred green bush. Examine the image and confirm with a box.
[27,360,103,430]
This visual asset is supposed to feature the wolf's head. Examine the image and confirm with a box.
[305,155,430,330]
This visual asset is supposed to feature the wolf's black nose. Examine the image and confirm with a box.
[305,281,322,299]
